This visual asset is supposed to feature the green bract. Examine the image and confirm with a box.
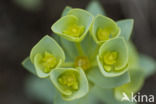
[91,15,120,44]
[97,37,128,77]
[50,67,88,101]
[30,35,65,78]
[52,9,93,42]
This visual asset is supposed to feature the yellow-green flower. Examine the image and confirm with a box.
[63,24,85,38]
[97,37,128,77]
[52,9,93,42]
[91,15,120,44]
[50,67,88,101]
[30,35,65,78]
[58,71,79,92]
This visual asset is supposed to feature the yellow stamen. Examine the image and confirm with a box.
[97,28,110,41]
[41,52,57,73]
[104,51,118,65]
[103,51,118,72]
[63,24,85,37]
[58,71,79,91]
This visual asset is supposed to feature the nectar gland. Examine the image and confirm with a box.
[74,56,90,71]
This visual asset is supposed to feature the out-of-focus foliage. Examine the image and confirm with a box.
[14,0,43,11]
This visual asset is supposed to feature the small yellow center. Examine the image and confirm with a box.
[63,24,85,37]
[97,28,110,41]
[74,56,90,71]
[58,71,79,91]
[41,52,57,73]
[103,51,118,72]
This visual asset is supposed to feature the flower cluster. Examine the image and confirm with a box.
[22,2,156,104]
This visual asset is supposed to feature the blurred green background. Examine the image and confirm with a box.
[0,0,156,104]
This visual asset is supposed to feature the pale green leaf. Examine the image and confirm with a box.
[139,54,156,78]
[87,66,130,88]
[91,86,136,104]
[25,75,58,103]
[61,6,72,17]
[117,19,134,40]
[86,0,106,16]
[22,57,36,75]
[54,88,99,104]
[127,41,139,69]
[114,69,144,101]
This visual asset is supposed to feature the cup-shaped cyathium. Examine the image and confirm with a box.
[50,67,88,101]
[91,15,120,44]
[30,35,65,78]
[97,37,128,77]
[52,9,93,42]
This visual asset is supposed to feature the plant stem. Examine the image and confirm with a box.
[75,42,85,56]
[62,62,73,67]
[91,44,100,61]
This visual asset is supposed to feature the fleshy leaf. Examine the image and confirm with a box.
[61,6,72,17]
[50,67,89,101]
[25,75,59,103]
[52,9,93,42]
[30,35,65,78]
[97,37,128,77]
[127,41,139,69]
[92,86,136,104]
[114,69,144,101]
[91,15,120,44]
[86,0,106,16]
[22,57,36,75]
[139,54,156,78]
[54,95,79,104]
[117,19,134,40]
[87,67,130,88]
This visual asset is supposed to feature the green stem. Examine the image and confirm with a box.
[91,60,98,67]
[91,44,100,61]
[75,42,85,56]
[62,62,73,67]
